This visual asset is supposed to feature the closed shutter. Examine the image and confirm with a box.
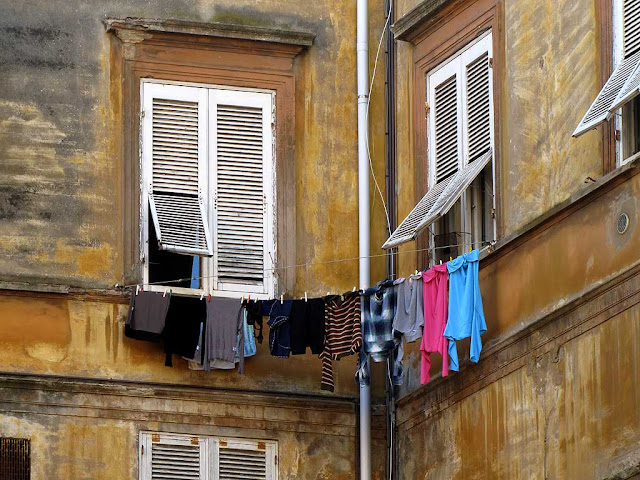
[213,439,277,480]
[210,89,275,295]
[462,40,493,163]
[574,1,640,136]
[142,83,213,256]
[140,433,209,480]
[433,75,460,182]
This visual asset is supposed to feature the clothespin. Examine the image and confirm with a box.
[352,286,356,292]
[304,292,308,302]
[415,270,418,275]
[327,291,330,297]
[469,247,473,253]
[439,260,442,265]
[200,291,204,301]
[169,289,172,297]
[207,294,212,302]
[241,295,244,304]
[280,294,284,305]
[341,294,344,301]
[135,285,140,296]
[450,256,453,262]
[163,288,168,298]
[248,295,250,302]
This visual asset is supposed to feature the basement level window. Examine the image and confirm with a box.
[139,432,277,480]
[0,437,30,480]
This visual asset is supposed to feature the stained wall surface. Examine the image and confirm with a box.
[0,0,392,478]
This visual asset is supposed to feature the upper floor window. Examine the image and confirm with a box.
[141,81,276,298]
[383,31,496,256]
[574,0,640,165]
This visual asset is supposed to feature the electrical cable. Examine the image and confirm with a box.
[119,239,494,289]
[366,0,393,236]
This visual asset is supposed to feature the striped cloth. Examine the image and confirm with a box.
[319,293,362,392]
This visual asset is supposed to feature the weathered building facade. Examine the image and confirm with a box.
[391,0,640,478]
[1,0,640,478]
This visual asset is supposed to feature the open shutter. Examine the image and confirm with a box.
[213,439,277,480]
[210,89,275,295]
[142,83,213,256]
[140,433,209,480]
[383,151,492,249]
[574,1,640,136]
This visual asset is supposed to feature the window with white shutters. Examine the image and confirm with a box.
[573,0,640,162]
[139,433,277,480]
[140,81,276,298]
[384,31,495,252]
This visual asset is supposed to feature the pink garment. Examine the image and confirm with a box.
[420,264,449,383]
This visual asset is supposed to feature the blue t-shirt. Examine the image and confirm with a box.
[444,249,487,371]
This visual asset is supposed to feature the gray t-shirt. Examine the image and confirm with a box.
[204,297,244,373]
[392,274,424,343]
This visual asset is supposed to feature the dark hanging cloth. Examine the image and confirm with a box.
[264,300,293,358]
[124,291,171,342]
[163,295,206,367]
[204,297,245,374]
[290,298,325,355]
[244,299,264,344]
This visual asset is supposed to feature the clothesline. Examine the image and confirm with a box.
[117,240,495,289]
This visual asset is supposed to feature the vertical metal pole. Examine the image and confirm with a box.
[357,0,371,479]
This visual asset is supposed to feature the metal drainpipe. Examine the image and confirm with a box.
[357,0,371,479]
[383,1,397,476]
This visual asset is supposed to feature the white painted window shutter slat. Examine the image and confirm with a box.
[210,89,275,296]
[142,83,213,256]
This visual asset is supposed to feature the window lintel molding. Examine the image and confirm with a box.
[392,0,464,42]
[103,17,314,54]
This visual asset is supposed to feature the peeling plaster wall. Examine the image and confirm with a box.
[0,0,389,291]
[0,0,392,477]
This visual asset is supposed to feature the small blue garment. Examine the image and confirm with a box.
[265,300,293,358]
[444,249,486,371]
[242,308,257,357]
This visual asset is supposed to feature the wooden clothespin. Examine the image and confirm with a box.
[304,292,308,302]
[280,294,284,305]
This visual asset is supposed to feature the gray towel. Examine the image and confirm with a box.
[204,298,244,373]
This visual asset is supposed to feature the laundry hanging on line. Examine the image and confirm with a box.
[124,248,488,390]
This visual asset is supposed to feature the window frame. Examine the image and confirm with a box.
[140,79,277,299]
[402,0,502,265]
[425,30,496,255]
[108,25,303,295]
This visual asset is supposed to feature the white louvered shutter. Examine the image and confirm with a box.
[430,67,462,183]
[384,32,494,250]
[213,439,277,480]
[574,1,640,136]
[461,33,493,164]
[140,433,210,480]
[142,83,213,256]
[210,89,275,296]
[383,151,492,249]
